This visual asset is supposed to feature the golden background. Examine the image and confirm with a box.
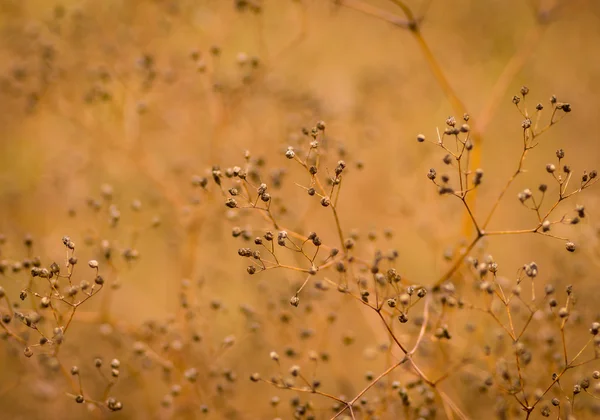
[0,1,599,419]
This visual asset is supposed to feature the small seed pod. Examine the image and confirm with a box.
[473,169,484,186]
[289,365,300,377]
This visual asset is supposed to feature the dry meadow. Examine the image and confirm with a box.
[1,1,600,419]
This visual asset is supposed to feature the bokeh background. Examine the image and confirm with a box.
[0,0,599,419]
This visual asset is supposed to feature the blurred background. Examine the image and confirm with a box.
[0,0,599,419]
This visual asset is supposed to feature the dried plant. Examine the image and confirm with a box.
[0,1,599,420]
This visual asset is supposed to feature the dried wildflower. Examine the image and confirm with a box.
[427,168,436,180]
[289,365,300,377]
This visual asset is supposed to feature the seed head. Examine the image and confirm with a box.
[427,168,436,180]
[542,221,551,232]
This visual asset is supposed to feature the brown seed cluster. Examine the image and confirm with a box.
[1,2,599,420]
